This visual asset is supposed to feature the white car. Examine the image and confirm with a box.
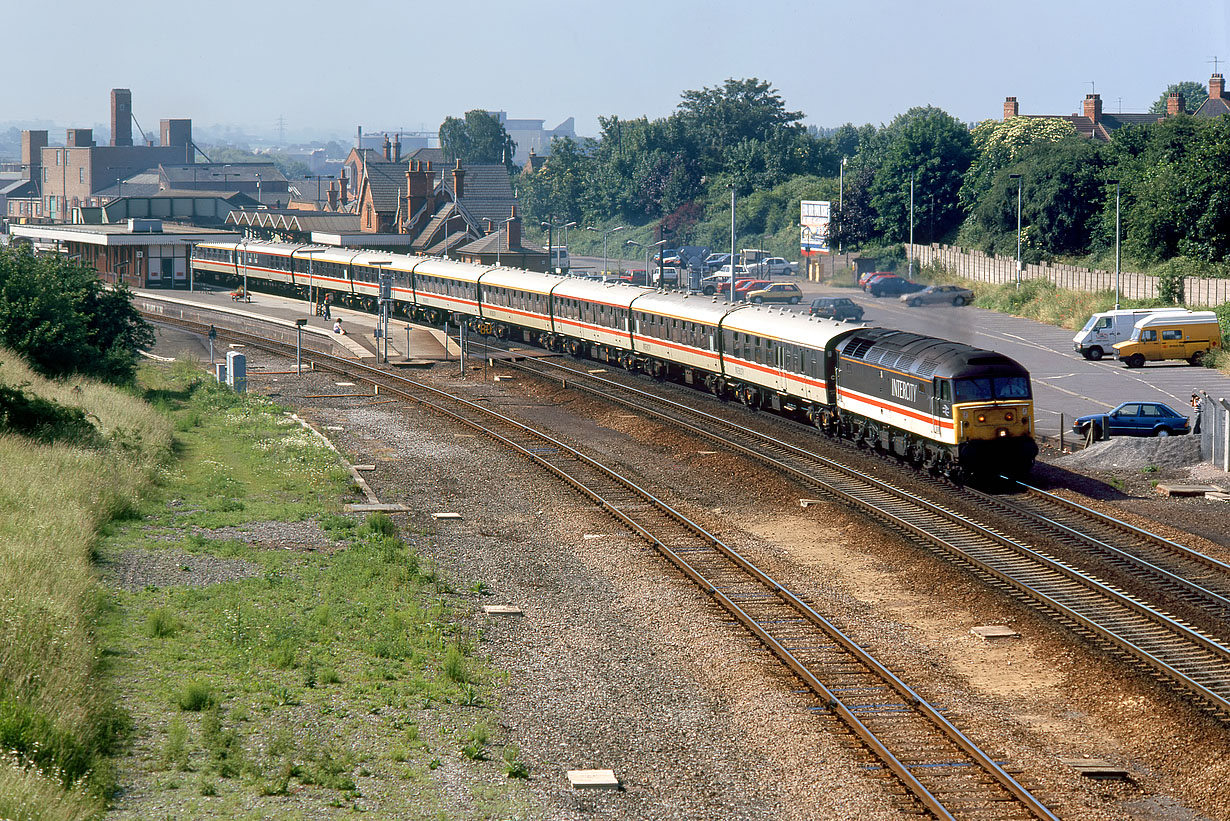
[715,264,749,277]
[745,257,796,276]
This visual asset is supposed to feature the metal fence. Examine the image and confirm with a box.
[908,243,1230,308]
[1198,392,1230,472]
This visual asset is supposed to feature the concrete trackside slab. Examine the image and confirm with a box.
[971,625,1020,640]
[567,769,620,790]
[482,605,523,616]
[344,503,409,513]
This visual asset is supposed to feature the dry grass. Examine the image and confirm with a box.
[0,347,173,810]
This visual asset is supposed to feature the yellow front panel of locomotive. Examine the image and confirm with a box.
[957,402,1034,442]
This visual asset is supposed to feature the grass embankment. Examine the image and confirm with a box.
[0,348,172,821]
[99,363,530,817]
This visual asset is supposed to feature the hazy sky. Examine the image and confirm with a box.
[4,0,1228,142]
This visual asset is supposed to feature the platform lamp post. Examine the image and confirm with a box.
[295,319,307,375]
[369,260,393,362]
[626,239,667,283]
[241,237,250,302]
[586,225,624,276]
[838,156,847,255]
[255,172,261,207]
[541,219,578,273]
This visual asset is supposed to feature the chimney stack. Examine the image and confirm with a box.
[111,89,133,147]
[1003,96,1019,119]
[1082,93,1102,123]
[327,181,338,210]
[506,205,521,249]
[1211,73,1226,100]
[356,125,362,149]
[1166,92,1186,116]
[451,159,465,200]
[393,133,401,163]
[21,130,47,179]
[339,169,349,206]
[382,134,391,161]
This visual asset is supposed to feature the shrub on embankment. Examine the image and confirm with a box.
[0,347,172,817]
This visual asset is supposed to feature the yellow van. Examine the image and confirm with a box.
[1113,311,1222,367]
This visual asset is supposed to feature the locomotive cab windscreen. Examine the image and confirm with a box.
[950,375,1031,403]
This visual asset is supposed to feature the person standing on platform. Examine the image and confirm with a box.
[323,294,332,319]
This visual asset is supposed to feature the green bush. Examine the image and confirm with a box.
[145,608,179,639]
[176,681,216,712]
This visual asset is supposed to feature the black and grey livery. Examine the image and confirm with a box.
[192,240,1037,478]
[831,328,1037,478]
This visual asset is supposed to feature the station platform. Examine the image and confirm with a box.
[133,285,457,363]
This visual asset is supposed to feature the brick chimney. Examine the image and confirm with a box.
[451,159,465,200]
[1003,96,1019,119]
[21,130,47,179]
[405,160,434,226]
[506,205,521,249]
[1166,92,1186,115]
[1082,93,1102,122]
[1212,73,1226,100]
[382,134,391,161]
[339,169,349,206]
[327,181,338,210]
[111,88,132,147]
[393,132,401,163]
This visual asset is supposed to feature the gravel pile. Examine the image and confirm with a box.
[1059,435,1203,472]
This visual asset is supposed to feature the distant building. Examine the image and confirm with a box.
[17,89,197,223]
[1193,73,1230,118]
[1001,92,1166,140]
[489,112,576,165]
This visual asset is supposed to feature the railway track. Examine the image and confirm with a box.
[507,354,1230,723]
[147,312,1057,821]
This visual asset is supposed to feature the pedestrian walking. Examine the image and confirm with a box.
[323,294,332,319]
[1191,393,1203,435]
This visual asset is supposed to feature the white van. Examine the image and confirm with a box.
[1073,308,1190,360]
[550,246,570,272]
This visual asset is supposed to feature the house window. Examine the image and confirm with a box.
[79,167,85,184]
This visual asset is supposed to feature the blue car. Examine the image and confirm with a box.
[1072,401,1190,438]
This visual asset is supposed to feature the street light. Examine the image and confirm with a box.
[730,184,737,303]
[907,172,915,279]
[1009,173,1022,290]
[585,225,624,276]
[1110,179,1121,309]
[255,172,261,207]
[626,238,666,285]
[541,219,577,272]
[838,156,847,255]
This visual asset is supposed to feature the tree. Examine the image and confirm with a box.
[439,110,516,171]
[1149,81,1207,114]
[959,117,1075,214]
[869,107,974,244]
[515,136,592,226]
[0,245,153,383]
[675,78,806,178]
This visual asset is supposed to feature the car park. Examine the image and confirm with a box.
[651,266,680,286]
[902,284,975,307]
[744,256,796,276]
[715,264,750,278]
[699,274,733,295]
[745,282,803,304]
[868,277,926,297]
[704,253,732,271]
[1113,310,1222,367]
[809,296,864,321]
[1072,401,1190,437]
[1072,308,1191,361]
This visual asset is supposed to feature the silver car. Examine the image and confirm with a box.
[902,284,975,307]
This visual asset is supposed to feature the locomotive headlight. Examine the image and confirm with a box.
[1004,411,1015,422]
[977,413,987,423]
[997,428,1008,437]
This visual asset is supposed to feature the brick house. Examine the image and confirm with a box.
[1001,92,1167,140]
[1193,73,1230,118]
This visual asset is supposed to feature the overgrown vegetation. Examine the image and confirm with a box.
[0,348,173,818]
[93,361,533,816]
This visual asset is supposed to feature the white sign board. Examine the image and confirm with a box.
[800,200,830,257]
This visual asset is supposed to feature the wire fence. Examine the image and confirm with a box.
[907,243,1230,307]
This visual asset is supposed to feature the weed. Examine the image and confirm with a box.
[428,758,441,770]
[318,666,341,686]
[199,779,218,796]
[460,683,482,707]
[146,607,180,638]
[443,645,470,684]
[200,708,244,778]
[359,512,397,539]
[319,513,356,540]
[1142,464,1159,474]
[469,581,489,596]
[260,757,294,796]
[161,718,191,771]
[502,746,530,780]
[1109,476,1127,491]
[176,680,217,712]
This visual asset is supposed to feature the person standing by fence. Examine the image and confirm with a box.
[1191,393,1204,435]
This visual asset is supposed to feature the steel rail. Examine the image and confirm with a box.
[508,355,1230,720]
[145,311,1057,821]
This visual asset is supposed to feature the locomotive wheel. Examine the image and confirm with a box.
[495,324,510,340]
[567,339,585,357]
[650,360,666,379]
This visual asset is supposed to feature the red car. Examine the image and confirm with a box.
[860,273,900,292]
[733,279,772,300]
[858,270,895,288]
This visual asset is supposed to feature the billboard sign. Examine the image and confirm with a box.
[800,200,830,256]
